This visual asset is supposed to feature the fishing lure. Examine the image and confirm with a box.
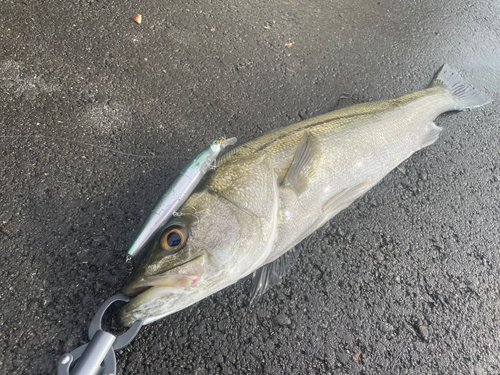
[126,137,237,260]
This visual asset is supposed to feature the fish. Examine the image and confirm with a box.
[119,65,491,327]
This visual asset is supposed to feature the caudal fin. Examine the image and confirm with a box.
[429,64,491,110]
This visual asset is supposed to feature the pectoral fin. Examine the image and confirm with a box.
[249,248,298,303]
[282,132,320,196]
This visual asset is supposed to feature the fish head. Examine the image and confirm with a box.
[120,154,278,326]
[120,187,269,326]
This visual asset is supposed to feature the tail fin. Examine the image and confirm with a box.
[429,64,491,110]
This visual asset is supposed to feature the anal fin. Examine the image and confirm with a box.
[421,122,442,148]
[282,132,320,196]
[249,248,298,304]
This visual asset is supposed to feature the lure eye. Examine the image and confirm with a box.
[160,226,188,252]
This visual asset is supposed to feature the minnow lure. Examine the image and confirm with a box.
[126,137,237,259]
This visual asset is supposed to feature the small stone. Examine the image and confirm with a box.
[352,347,361,361]
[274,313,291,326]
[381,322,395,333]
[0,212,12,224]
[417,324,429,342]
[217,318,229,331]
[43,295,54,307]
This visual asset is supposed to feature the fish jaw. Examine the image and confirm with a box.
[119,271,231,327]
[120,285,182,327]
[122,253,206,296]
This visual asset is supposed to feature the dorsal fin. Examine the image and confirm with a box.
[282,132,320,196]
[336,94,369,110]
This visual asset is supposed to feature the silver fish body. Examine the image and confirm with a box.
[120,65,491,326]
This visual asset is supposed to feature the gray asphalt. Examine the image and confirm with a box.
[1,0,499,374]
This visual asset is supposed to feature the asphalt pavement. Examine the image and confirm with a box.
[1,0,499,374]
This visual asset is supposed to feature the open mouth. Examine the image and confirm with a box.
[123,254,206,296]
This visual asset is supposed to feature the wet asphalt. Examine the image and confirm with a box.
[1,0,500,374]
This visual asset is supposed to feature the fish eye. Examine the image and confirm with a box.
[160,226,188,252]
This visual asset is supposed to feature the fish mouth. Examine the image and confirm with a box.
[123,254,207,297]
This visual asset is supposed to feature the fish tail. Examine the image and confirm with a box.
[429,64,491,110]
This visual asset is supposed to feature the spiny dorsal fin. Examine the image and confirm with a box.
[336,94,369,110]
[282,132,320,196]
[249,248,298,304]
